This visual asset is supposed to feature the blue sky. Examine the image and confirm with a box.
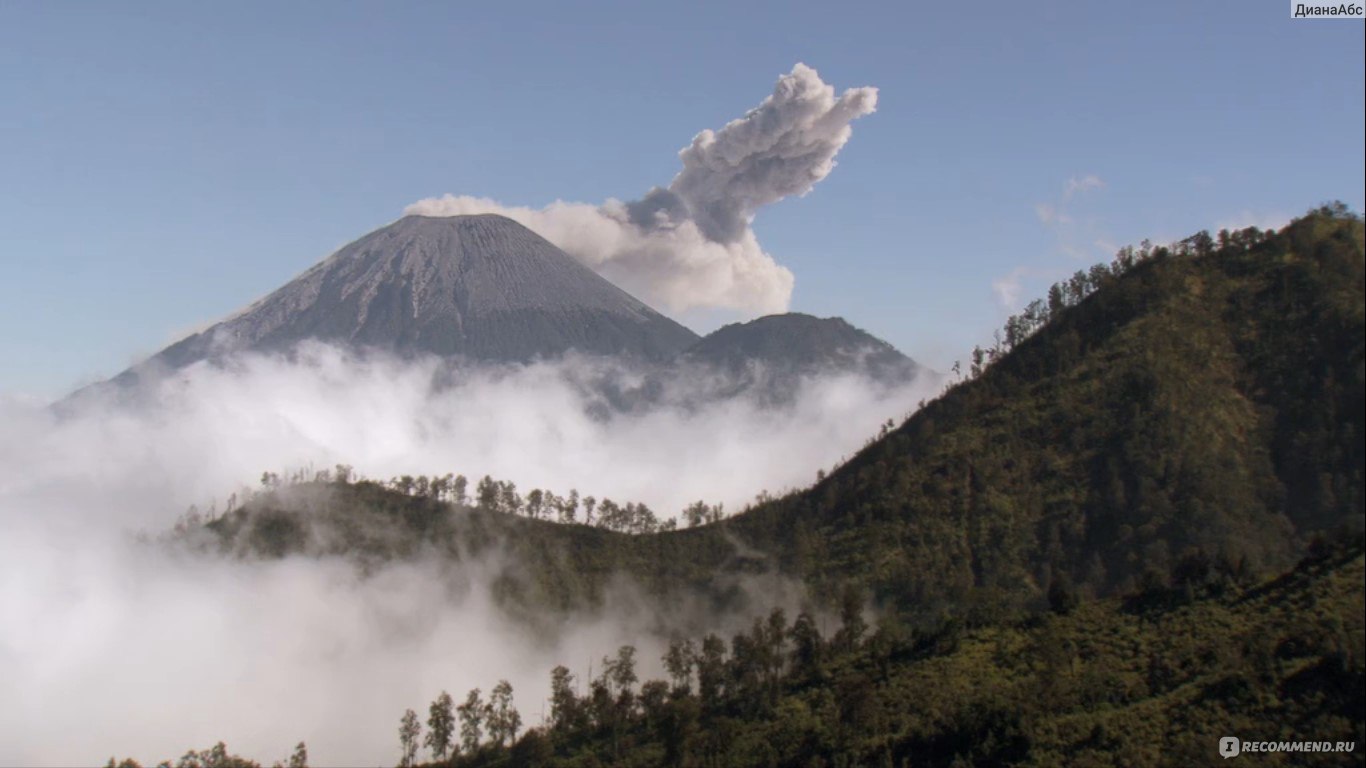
[1,0,1362,397]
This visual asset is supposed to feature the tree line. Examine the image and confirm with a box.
[395,585,874,767]
[953,221,1285,382]
[175,222,1290,543]
[177,465,729,538]
[106,536,1365,767]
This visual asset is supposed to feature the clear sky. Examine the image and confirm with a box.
[1,0,1362,397]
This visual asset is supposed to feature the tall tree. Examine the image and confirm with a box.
[697,634,728,713]
[663,638,696,695]
[476,476,499,511]
[683,500,710,528]
[835,585,867,651]
[526,489,545,520]
[728,627,765,714]
[639,680,669,731]
[425,691,455,761]
[549,665,580,732]
[398,709,421,768]
[486,679,521,747]
[789,611,825,681]
[500,481,522,515]
[604,645,639,701]
[763,608,788,701]
[562,489,580,523]
[457,688,485,754]
[285,742,307,768]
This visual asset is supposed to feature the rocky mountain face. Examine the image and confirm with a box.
[129,214,701,377]
[84,214,925,402]
[613,313,929,406]
[682,312,921,381]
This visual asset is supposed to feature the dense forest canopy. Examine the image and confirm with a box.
[128,204,1364,766]
[206,205,1363,620]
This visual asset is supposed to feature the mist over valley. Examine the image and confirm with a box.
[1,11,1362,766]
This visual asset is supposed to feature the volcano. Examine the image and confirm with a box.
[84,214,931,403]
[131,214,700,377]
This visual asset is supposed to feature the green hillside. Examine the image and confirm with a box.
[431,540,1365,768]
[207,205,1364,628]
[129,205,1366,767]
[114,538,1365,768]
[734,206,1362,617]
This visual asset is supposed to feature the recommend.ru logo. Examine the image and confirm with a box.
[1219,736,1358,758]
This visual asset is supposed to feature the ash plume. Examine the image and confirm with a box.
[406,63,878,316]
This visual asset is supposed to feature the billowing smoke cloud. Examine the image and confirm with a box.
[0,347,935,765]
[405,63,878,315]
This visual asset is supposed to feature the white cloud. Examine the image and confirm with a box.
[1009,174,1117,311]
[1033,173,1111,262]
[1064,174,1104,198]
[666,62,878,243]
[1034,203,1072,226]
[402,195,794,315]
[0,345,937,765]
[406,63,878,316]
[991,266,1029,310]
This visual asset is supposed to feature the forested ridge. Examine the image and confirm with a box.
[205,205,1364,622]
[110,538,1365,767]
[409,539,1366,768]
[125,205,1364,766]
[729,204,1364,617]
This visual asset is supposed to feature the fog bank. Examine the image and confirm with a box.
[0,345,935,764]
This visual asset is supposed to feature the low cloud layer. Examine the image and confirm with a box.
[406,63,878,316]
[0,346,933,765]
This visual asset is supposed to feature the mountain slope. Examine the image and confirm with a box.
[679,313,923,390]
[444,542,1365,768]
[166,207,1364,768]
[588,313,929,411]
[209,207,1365,625]
[118,539,1366,767]
[87,218,925,407]
[730,206,1364,614]
[126,214,700,378]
